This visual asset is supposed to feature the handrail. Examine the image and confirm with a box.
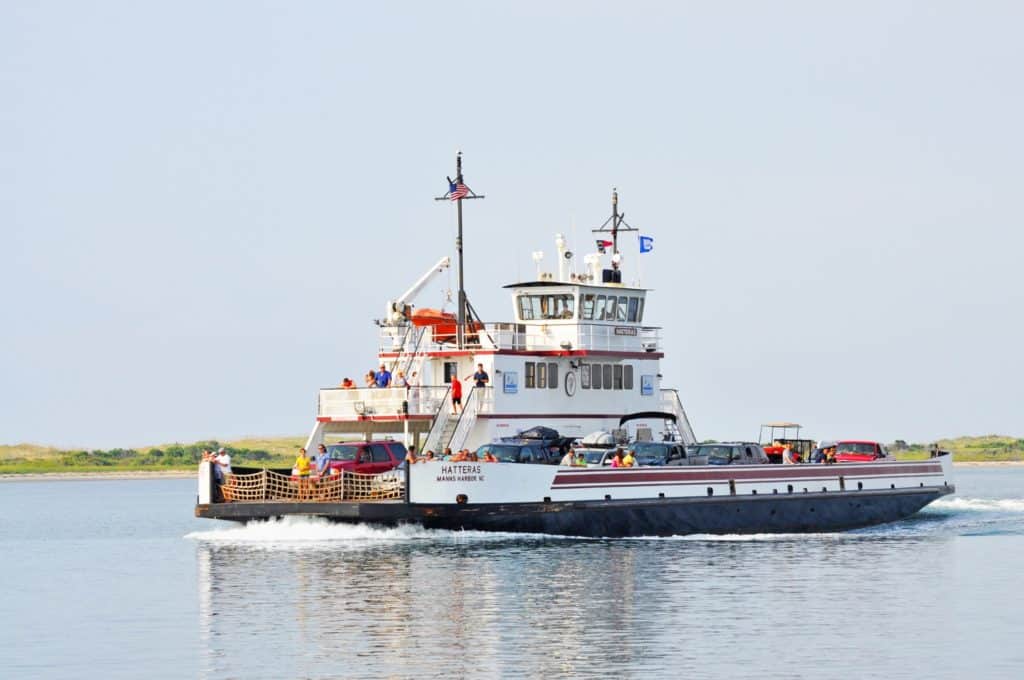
[318,385,449,419]
[378,322,661,354]
[421,386,454,454]
[660,388,697,444]
[448,386,491,451]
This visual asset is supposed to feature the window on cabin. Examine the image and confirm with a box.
[604,297,616,321]
[592,363,603,389]
[525,362,536,388]
[537,362,547,389]
[613,364,623,389]
[637,298,645,323]
[517,294,575,321]
[581,294,595,320]
[594,295,607,321]
[581,364,591,389]
[616,296,628,322]
[624,365,634,390]
[548,362,558,389]
[603,364,613,389]
[628,297,639,322]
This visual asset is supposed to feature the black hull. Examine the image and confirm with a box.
[196,484,954,537]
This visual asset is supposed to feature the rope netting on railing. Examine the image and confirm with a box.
[219,469,404,503]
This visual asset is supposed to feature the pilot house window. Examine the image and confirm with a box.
[518,294,575,321]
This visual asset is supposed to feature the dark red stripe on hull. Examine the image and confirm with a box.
[551,463,943,486]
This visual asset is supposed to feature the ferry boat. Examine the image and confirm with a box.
[195,155,954,537]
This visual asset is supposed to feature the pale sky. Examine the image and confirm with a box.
[3,1,1022,448]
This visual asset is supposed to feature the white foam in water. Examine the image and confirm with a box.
[931,497,1024,513]
[184,516,561,545]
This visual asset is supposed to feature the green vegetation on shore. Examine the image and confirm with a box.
[2,434,1022,475]
[890,435,1024,462]
[0,437,305,474]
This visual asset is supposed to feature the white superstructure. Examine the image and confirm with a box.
[306,230,697,455]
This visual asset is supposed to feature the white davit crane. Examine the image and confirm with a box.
[385,256,451,324]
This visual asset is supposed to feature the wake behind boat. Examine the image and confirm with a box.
[195,154,954,537]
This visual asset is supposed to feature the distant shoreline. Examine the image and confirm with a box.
[1,460,1021,482]
[0,470,197,482]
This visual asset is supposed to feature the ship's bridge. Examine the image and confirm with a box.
[496,280,657,353]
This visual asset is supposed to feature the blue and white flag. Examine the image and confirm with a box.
[639,235,654,253]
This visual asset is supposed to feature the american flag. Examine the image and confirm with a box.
[449,182,469,201]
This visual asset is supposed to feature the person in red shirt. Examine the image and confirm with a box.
[450,376,463,414]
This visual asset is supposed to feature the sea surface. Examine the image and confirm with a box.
[1,468,1022,679]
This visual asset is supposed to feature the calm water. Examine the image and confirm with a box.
[1,468,1022,679]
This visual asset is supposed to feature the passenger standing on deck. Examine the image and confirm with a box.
[294,448,312,499]
[394,370,409,388]
[450,375,463,413]
[315,444,329,476]
[782,444,798,465]
[622,448,636,468]
[610,449,624,468]
[375,364,392,388]
[560,447,576,466]
[466,363,489,388]
[212,447,232,483]
[364,371,377,388]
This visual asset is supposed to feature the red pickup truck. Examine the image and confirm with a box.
[834,440,889,463]
[324,441,407,475]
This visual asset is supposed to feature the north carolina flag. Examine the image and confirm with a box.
[595,239,613,253]
[639,235,654,253]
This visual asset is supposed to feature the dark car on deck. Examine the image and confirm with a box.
[690,442,770,465]
[325,441,407,475]
[501,426,574,461]
[476,442,558,464]
[629,441,691,466]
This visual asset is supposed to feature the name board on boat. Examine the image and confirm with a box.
[435,464,484,483]
[503,371,518,394]
[614,327,638,336]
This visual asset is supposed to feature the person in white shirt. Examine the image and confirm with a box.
[213,447,232,481]
[782,444,797,465]
[559,448,577,466]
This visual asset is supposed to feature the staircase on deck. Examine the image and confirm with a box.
[422,386,484,454]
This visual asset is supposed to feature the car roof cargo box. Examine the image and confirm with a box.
[518,425,560,440]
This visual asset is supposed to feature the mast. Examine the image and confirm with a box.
[593,187,637,258]
[435,151,485,349]
[611,188,619,254]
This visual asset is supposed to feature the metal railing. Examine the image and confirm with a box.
[318,385,450,419]
[421,392,454,454]
[378,322,661,354]
[448,386,493,451]
[660,388,697,445]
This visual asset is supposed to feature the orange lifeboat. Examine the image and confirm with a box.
[411,308,484,344]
